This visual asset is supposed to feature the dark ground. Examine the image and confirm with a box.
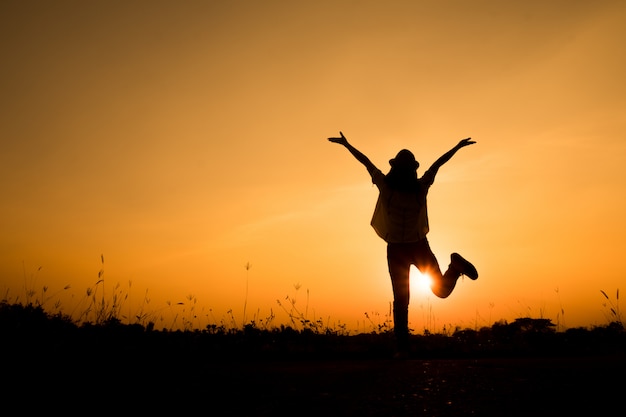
[197,355,625,417]
[5,327,625,416]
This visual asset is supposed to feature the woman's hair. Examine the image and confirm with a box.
[385,165,420,192]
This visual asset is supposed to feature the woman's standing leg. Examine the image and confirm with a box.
[387,243,411,355]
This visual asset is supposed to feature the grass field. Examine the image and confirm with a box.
[3,298,625,415]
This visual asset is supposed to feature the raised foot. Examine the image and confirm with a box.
[451,253,478,280]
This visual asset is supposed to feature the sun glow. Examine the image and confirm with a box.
[411,267,433,295]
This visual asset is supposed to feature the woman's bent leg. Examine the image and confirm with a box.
[414,240,458,299]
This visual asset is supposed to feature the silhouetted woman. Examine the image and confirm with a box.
[328,131,478,357]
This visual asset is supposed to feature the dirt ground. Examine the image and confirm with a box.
[189,355,625,416]
[4,315,624,416]
[11,351,625,416]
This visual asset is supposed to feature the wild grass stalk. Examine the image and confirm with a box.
[276,283,330,333]
[363,306,393,334]
[243,262,251,326]
[554,287,566,331]
[182,294,198,331]
[600,288,622,325]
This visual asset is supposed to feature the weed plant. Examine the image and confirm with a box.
[600,288,622,325]
[3,258,624,358]
[2,279,625,361]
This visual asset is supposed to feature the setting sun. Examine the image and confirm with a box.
[410,268,433,295]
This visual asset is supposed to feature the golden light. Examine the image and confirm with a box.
[410,267,433,295]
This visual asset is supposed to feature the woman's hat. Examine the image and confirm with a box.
[389,149,419,169]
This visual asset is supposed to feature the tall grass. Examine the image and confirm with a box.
[243,261,251,327]
[600,288,622,325]
[3,256,624,335]
[276,283,349,335]
[4,278,623,335]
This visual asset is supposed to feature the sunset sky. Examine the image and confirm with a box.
[2,0,625,332]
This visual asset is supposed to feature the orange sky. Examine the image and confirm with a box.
[1,0,625,332]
